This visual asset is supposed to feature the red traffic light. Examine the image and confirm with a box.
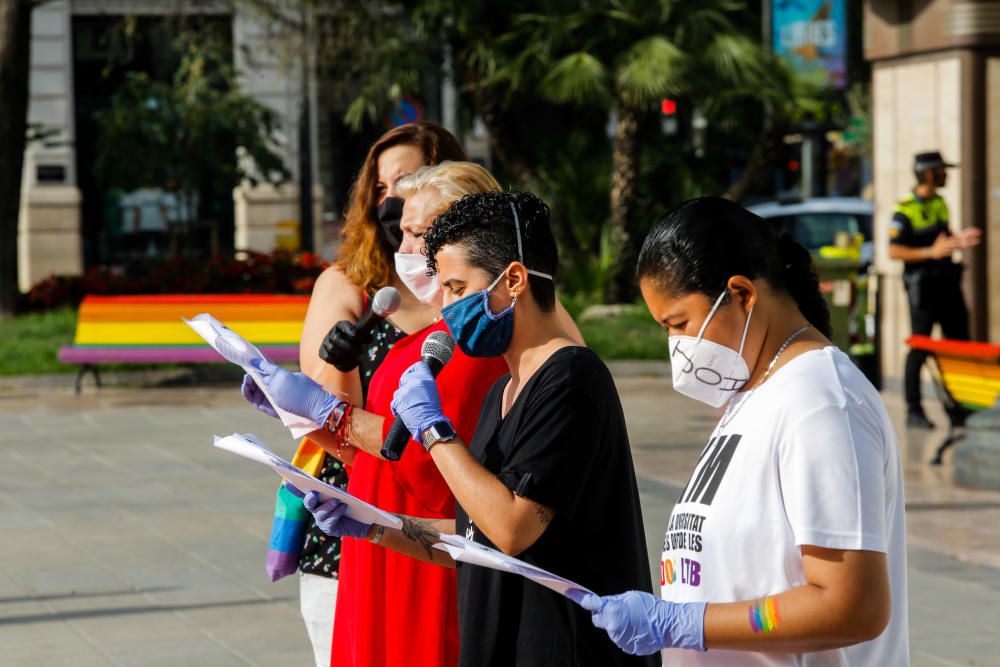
[660,98,677,116]
[787,159,800,172]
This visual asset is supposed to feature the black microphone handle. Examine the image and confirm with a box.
[353,305,382,338]
[380,418,412,461]
[380,356,446,462]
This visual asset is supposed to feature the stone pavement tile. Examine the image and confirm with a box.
[0,597,51,624]
[0,620,113,665]
[177,599,310,661]
[906,548,1000,664]
[70,611,256,665]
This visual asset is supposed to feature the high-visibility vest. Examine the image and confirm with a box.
[893,193,949,232]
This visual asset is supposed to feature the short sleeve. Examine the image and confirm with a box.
[496,375,603,518]
[778,402,889,553]
[888,211,913,245]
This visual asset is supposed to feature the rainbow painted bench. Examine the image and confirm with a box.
[906,335,1000,464]
[59,294,309,393]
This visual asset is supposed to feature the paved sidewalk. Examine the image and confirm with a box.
[1,367,999,665]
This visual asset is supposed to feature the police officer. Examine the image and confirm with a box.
[888,151,981,429]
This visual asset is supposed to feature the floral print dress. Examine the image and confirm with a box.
[297,318,406,577]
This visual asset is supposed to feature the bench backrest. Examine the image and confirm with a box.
[906,335,1000,410]
[73,294,310,348]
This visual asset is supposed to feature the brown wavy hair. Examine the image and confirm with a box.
[337,122,466,294]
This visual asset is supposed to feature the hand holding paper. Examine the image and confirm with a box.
[302,492,372,539]
[186,314,329,438]
[580,590,706,655]
[241,357,343,430]
[214,433,401,529]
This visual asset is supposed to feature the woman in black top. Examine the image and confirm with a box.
[300,191,657,667]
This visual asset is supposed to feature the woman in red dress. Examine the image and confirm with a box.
[233,162,582,667]
[333,321,506,666]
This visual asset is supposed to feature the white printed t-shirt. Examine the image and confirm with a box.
[660,347,908,666]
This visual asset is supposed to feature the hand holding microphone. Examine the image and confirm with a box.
[321,286,402,372]
[383,331,456,461]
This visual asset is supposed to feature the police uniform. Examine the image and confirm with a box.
[889,191,969,415]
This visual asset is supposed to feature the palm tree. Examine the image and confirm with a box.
[482,0,777,300]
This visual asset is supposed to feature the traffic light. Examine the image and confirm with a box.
[660,98,678,135]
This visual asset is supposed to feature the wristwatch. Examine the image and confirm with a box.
[421,420,457,451]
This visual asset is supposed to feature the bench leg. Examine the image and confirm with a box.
[74,364,102,395]
[930,429,965,465]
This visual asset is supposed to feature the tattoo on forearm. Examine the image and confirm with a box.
[749,596,781,634]
[401,517,439,560]
[534,503,553,527]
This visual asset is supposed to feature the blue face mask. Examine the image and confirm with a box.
[441,269,516,358]
[439,202,554,358]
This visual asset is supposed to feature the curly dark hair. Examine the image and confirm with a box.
[636,196,832,338]
[423,191,558,311]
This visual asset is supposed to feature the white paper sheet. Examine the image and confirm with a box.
[185,313,316,438]
[432,533,592,603]
[214,433,402,529]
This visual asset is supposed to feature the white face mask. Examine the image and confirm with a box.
[394,252,442,305]
[668,289,753,408]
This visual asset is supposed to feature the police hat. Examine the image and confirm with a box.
[913,151,957,172]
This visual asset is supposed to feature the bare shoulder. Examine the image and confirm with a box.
[310,264,365,318]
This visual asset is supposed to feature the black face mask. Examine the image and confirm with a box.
[375,197,404,250]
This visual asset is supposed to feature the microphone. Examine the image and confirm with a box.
[320,286,402,371]
[356,286,402,338]
[381,331,456,461]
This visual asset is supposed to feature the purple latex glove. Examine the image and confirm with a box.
[242,374,278,419]
[390,361,450,441]
[580,591,707,655]
[283,481,305,498]
[241,358,342,429]
[302,491,371,539]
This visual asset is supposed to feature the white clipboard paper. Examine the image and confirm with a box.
[185,313,316,438]
[214,433,402,529]
[432,533,592,604]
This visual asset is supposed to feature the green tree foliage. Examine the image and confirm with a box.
[94,31,289,247]
[242,0,836,304]
[238,0,427,130]
[417,0,788,301]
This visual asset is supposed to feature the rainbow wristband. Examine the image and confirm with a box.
[749,596,781,634]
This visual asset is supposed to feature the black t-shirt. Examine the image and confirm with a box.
[455,346,657,667]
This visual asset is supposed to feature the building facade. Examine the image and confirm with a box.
[17,1,362,290]
[865,0,1000,380]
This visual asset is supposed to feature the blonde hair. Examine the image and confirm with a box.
[396,161,501,215]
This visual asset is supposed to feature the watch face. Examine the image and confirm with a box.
[424,421,456,448]
[434,422,457,440]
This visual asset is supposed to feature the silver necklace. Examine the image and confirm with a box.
[717,324,812,431]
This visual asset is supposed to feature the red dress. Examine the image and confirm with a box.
[331,320,508,667]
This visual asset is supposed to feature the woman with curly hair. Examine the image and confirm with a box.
[280,191,652,667]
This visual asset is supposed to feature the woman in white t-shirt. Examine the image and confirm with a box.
[579,197,908,666]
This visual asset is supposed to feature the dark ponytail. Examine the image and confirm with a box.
[636,196,832,338]
[775,233,832,338]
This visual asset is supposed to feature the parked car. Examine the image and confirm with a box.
[747,197,874,267]
[748,197,880,388]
